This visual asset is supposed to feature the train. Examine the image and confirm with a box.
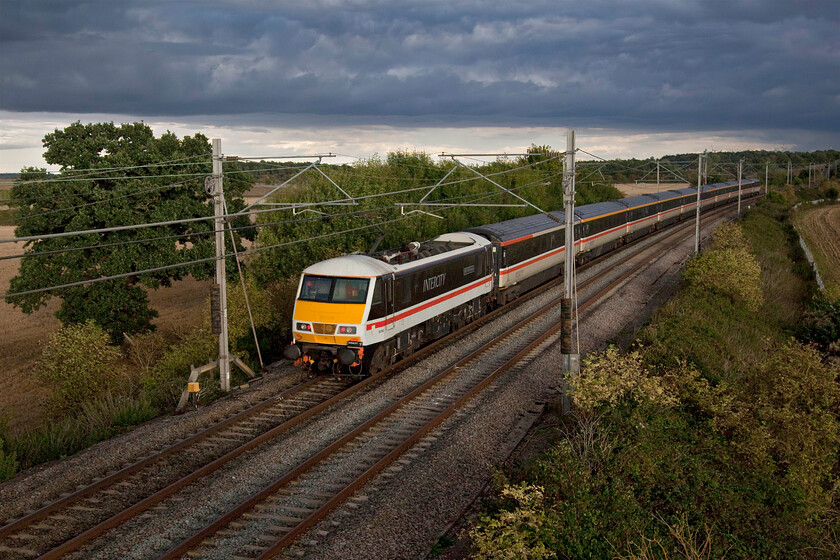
[282,179,762,374]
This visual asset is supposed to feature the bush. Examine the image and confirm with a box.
[568,346,676,412]
[4,392,160,473]
[470,483,553,560]
[765,190,786,205]
[38,321,122,417]
[0,417,19,482]
[682,224,763,311]
[226,276,281,364]
[143,325,216,405]
[798,298,840,353]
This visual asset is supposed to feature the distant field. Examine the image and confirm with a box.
[614,182,689,196]
[794,205,840,299]
[0,225,210,432]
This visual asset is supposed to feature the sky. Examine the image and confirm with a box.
[1,0,838,172]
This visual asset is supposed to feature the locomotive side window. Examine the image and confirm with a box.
[368,278,386,320]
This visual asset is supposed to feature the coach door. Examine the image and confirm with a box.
[492,244,501,291]
[385,273,396,331]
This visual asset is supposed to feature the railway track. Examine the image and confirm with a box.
[156,210,731,559]
[0,201,748,560]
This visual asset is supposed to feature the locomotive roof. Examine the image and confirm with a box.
[302,232,489,277]
[303,254,396,277]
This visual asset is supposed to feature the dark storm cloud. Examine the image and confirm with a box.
[1,0,837,133]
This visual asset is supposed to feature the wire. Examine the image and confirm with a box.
[1,211,425,299]
[13,155,211,185]
[0,182,188,226]
[0,170,561,261]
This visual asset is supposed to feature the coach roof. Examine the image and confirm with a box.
[468,210,567,243]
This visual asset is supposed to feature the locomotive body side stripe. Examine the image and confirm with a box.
[365,275,493,331]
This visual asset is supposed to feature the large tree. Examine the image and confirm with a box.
[8,122,253,340]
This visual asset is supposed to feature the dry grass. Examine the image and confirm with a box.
[795,205,840,299]
[0,225,210,433]
[614,182,690,197]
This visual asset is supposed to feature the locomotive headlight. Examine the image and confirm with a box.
[296,322,312,332]
[338,326,357,334]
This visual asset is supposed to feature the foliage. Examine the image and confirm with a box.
[765,190,786,205]
[472,206,840,559]
[682,224,763,311]
[0,417,19,482]
[226,275,282,364]
[616,517,715,560]
[143,325,217,405]
[797,298,840,354]
[470,483,553,560]
[126,330,168,373]
[3,392,159,475]
[37,321,122,416]
[7,122,254,342]
[567,347,676,412]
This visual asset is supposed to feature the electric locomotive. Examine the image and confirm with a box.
[283,179,762,374]
[283,232,493,374]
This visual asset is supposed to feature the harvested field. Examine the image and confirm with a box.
[614,182,689,196]
[795,205,840,298]
[0,225,210,432]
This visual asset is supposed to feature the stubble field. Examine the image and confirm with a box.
[795,204,840,298]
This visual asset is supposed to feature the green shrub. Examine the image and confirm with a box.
[682,224,763,311]
[4,392,160,472]
[7,419,87,469]
[226,276,283,364]
[142,325,216,406]
[798,298,840,353]
[470,483,553,560]
[765,190,786,205]
[568,346,676,412]
[38,321,122,417]
[0,417,19,482]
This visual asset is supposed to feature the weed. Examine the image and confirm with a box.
[429,535,454,556]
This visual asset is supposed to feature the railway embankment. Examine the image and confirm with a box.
[461,195,840,560]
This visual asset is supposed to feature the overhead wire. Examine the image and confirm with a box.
[13,154,211,185]
[1,152,567,298]
[0,168,562,262]
[0,182,189,226]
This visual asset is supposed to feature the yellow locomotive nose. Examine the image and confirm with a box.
[293,301,366,344]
